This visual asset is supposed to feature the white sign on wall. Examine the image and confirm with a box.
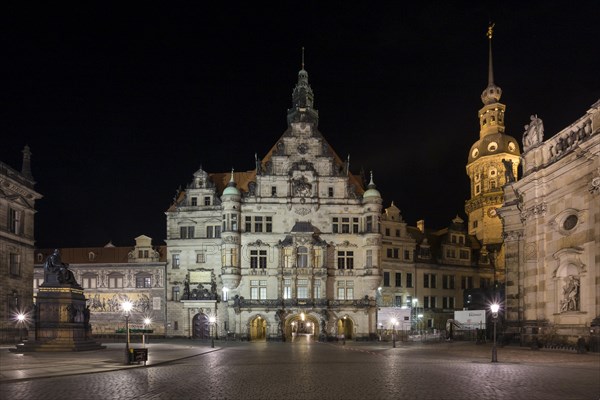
[152,297,161,310]
[454,310,486,329]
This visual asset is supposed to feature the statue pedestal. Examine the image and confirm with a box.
[11,285,105,352]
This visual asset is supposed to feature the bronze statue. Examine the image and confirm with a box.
[44,249,79,286]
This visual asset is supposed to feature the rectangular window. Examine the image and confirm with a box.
[395,272,402,287]
[393,249,399,259]
[424,296,436,309]
[259,250,267,269]
[341,217,350,233]
[404,250,410,260]
[443,297,455,309]
[8,208,22,235]
[196,252,206,263]
[207,226,220,238]
[383,272,390,287]
[423,273,436,288]
[443,275,455,289]
[461,276,473,289]
[366,216,373,232]
[395,229,400,237]
[328,187,334,197]
[460,250,470,260]
[395,295,403,307]
[313,280,321,298]
[385,228,390,236]
[245,216,252,232]
[337,287,345,300]
[180,226,194,239]
[284,279,292,299]
[204,196,211,206]
[271,186,277,196]
[386,248,392,258]
[109,275,124,288]
[191,197,198,206]
[172,286,180,301]
[352,218,359,233]
[366,249,373,268]
[9,253,20,276]
[446,248,456,258]
[250,250,258,268]
[136,276,152,288]
[337,251,354,269]
[480,277,491,288]
[297,279,309,299]
[332,217,339,233]
[406,273,413,288]
[255,216,263,232]
[266,217,273,232]
[82,275,97,289]
[172,254,180,269]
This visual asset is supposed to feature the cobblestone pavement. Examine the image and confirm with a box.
[0,340,598,400]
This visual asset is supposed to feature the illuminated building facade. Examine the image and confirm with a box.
[499,101,600,345]
[0,146,42,342]
[165,66,381,341]
[33,236,167,336]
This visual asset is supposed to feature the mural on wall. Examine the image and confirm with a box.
[86,292,155,313]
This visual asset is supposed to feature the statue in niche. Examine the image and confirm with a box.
[560,275,580,312]
[522,114,544,151]
[502,159,515,183]
[44,249,79,286]
[183,278,191,300]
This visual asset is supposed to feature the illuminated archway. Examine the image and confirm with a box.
[336,315,354,340]
[249,315,267,341]
[285,312,319,342]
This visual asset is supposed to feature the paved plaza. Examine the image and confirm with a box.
[0,339,598,400]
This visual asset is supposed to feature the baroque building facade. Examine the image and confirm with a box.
[33,235,167,337]
[499,100,600,345]
[0,146,42,342]
[165,66,381,341]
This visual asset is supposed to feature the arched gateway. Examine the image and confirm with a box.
[192,313,210,339]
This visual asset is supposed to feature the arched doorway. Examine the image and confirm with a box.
[285,312,318,342]
[192,313,210,339]
[250,315,267,341]
[337,316,354,340]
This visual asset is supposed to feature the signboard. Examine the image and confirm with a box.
[454,310,486,329]
[189,270,211,284]
[152,297,161,310]
[377,307,412,331]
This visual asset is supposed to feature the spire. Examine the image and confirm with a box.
[368,171,376,188]
[481,22,502,105]
[286,48,319,126]
[21,145,33,179]
[228,168,236,186]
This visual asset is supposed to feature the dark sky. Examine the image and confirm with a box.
[2,2,598,248]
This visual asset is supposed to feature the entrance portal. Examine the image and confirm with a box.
[250,315,267,341]
[192,313,210,339]
[285,313,318,341]
[337,316,353,340]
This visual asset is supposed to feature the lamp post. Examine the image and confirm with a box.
[490,303,499,363]
[143,318,151,348]
[122,301,133,364]
[209,315,216,348]
[391,318,397,348]
[16,313,26,342]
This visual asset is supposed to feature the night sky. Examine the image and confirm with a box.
[2,2,598,248]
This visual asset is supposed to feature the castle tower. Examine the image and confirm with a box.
[465,24,521,264]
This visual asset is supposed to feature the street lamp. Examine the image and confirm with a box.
[209,315,216,348]
[390,318,397,348]
[490,303,499,362]
[143,318,152,348]
[16,313,26,342]
[122,301,133,364]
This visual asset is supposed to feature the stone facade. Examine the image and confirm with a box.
[165,67,381,341]
[34,236,167,337]
[0,146,42,342]
[499,100,600,345]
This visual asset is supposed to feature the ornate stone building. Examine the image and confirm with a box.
[465,25,521,281]
[34,236,167,337]
[0,146,42,342]
[165,66,381,341]
[499,100,599,345]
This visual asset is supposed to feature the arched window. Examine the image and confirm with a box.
[297,246,308,268]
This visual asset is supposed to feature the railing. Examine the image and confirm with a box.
[235,298,371,309]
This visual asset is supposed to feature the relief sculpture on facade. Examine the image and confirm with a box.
[560,275,580,312]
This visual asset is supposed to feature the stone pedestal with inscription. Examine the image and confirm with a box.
[12,285,105,352]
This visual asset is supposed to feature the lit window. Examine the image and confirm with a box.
[172,254,180,269]
[136,274,152,288]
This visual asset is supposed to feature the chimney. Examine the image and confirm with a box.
[21,145,33,179]
[417,219,425,233]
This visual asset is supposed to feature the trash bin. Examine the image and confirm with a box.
[128,348,148,365]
